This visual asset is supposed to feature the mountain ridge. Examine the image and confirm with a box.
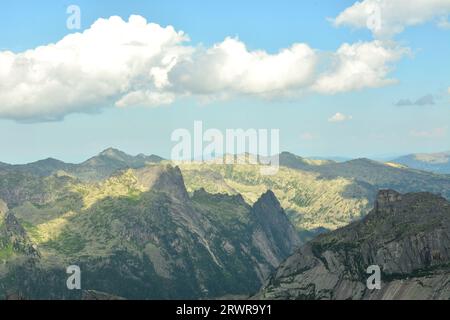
[3,148,450,232]
[0,148,164,182]
[391,151,450,174]
[0,164,301,299]
[256,190,450,300]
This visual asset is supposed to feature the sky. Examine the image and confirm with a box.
[0,0,449,164]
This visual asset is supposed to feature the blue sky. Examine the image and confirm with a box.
[0,0,449,163]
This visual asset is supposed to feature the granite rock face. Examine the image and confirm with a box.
[256,190,450,300]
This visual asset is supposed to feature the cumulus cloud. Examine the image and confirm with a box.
[313,41,407,94]
[334,0,450,37]
[395,94,435,106]
[168,38,317,97]
[0,15,408,122]
[328,112,352,123]
[0,15,190,121]
[333,0,450,38]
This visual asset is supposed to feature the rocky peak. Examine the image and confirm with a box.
[99,148,126,158]
[374,189,403,212]
[253,190,281,213]
[251,190,301,262]
[0,200,39,258]
[98,148,163,164]
[136,165,189,200]
[256,190,450,300]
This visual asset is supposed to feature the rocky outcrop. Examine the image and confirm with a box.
[136,165,190,201]
[251,191,301,268]
[256,190,450,300]
[0,199,38,258]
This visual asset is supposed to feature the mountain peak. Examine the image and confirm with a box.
[136,165,189,200]
[374,189,403,211]
[99,148,129,158]
[96,148,164,164]
[251,190,301,261]
[252,190,283,217]
[32,157,67,165]
[258,189,278,204]
[279,152,305,161]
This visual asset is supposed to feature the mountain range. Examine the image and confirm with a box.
[0,164,300,299]
[1,148,450,299]
[391,151,450,174]
[181,151,450,232]
[3,148,450,232]
[0,148,164,181]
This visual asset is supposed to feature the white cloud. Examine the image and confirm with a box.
[328,112,353,123]
[0,15,408,122]
[313,41,407,94]
[333,0,450,38]
[169,38,317,97]
[0,15,190,121]
[410,127,447,138]
[448,87,450,95]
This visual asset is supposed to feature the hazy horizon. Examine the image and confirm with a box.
[1,145,448,166]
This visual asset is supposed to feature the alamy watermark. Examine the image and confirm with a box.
[366,0,382,33]
[66,5,81,30]
[366,265,381,290]
[66,265,81,290]
[171,121,280,175]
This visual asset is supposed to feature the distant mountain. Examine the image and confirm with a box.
[180,161,374,232]
[15,158,74,176]
[391,151,450,174]
[0,164,300,299]
[2,148,450,299]
[82,148,164,168]
[3,148,450,233]
[181,152,450,232]
[278,152,335,169]
[256,190,450,300]
[0,148,164,182]
[73,148,164,181]
[308,156,350,163]
[280,152,450,198]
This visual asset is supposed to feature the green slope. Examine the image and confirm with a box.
[179,152,450,231]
